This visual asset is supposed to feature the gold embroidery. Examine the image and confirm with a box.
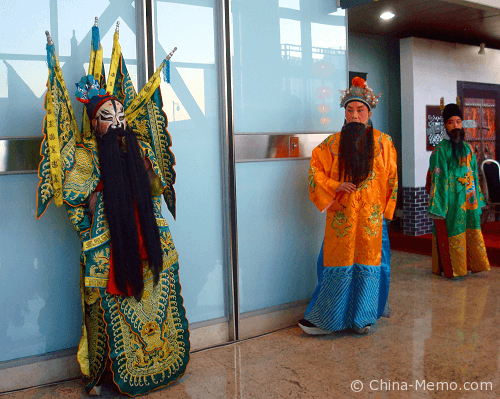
[85,277,108,288]
[85,287,100,305]
[84,294,107,387]
[357,171,376,191]
[90,249,110,278]
[83,231,111,251]
[449,233,467,277]
[84,253,178,288]
[64,147,97,201]
[465,229,490,272]
[46,86,63,206]
[95,198,108,235]
[68,207,86,230]
[140,321,163,351]
[156,218,168,227]
[308,166,316,190]
[331,210,352,238]
[105,268,187,384]
[363,204,382,237]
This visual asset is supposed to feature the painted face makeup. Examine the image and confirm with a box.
[94,100,127,136]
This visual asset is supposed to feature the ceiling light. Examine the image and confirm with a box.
[380,12,395,20]
[478,43,486,55]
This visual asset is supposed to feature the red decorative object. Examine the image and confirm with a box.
[352,76,366,88]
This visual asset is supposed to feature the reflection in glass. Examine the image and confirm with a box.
[0,1,138,139]
[232,0,347,133]
[155,1,225,325]
[0,0,137,362]
[279,0,300,10]
[280,19,302,63]
[0,3,49,56]
[235,0,347,319]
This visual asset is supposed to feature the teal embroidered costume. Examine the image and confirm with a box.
[36,23,188,396]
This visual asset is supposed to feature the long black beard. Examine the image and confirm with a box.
[449,128,467,164]
[97,126,163,299]
[338,122,374,186]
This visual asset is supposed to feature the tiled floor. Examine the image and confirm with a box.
[2,251,499,398]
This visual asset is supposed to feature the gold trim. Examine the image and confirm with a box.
[46,86,63,206]
[83,219,168,252]
[84,253,178,288]
[84,276,108,288]
[125,59,165,122]
[107,30,121,95]
[83,231,111,251]
[156,218,168,226]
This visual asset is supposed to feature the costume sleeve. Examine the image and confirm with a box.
[65,203,92,240]
[61,145,98,240]
[383,138,398,220]
[139,141,167,196]
[308,140,341,213]
[470,151,486,209]
[427,146,448,219]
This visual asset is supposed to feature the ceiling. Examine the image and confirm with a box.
[347,0,500,51]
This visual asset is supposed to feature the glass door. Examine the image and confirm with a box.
[231,0,348,338]
[154,0,229,347]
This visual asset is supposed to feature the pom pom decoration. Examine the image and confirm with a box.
[352,77,366,88]
[339,76,381,110]
[75,75,107,104]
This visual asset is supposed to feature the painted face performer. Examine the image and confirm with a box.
[427,103,490,278]
[36,26,187,396]
[300,77,398,336]
[82,90,163,300]
[50,75,190,396]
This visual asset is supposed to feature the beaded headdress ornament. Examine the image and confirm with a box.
[340,77,381,110]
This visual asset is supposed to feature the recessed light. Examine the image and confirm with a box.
[380,12,395,20]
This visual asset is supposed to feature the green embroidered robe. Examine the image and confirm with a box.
[63,140,189,396]
[428,139,490,277]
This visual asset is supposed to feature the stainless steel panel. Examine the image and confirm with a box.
[0,137,43,175]
[218,0,240,342]
[135,0,148,88]
[235,133,330,162]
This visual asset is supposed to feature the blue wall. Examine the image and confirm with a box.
[0,174,82,362]
[348,32,402,175]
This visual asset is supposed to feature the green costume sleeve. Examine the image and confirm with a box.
[139,140,168,196]
[62,145,99,241]
[66,203,92,241]
[470,151,486,209]
[427,145,448,219]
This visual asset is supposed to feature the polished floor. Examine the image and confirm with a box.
[2,251,499,398]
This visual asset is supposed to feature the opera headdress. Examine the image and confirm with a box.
[340,77,381,110]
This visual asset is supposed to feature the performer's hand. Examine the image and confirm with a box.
[336,182,356,193]
[88,192,98,216]
[144,159,157,184]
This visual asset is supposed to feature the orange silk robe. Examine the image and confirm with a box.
[308,129,398,267]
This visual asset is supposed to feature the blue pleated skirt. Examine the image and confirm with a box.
[304,219,391,331]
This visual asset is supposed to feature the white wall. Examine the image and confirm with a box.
[400,37,500,187]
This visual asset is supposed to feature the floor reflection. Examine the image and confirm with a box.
[2,251,499,398]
